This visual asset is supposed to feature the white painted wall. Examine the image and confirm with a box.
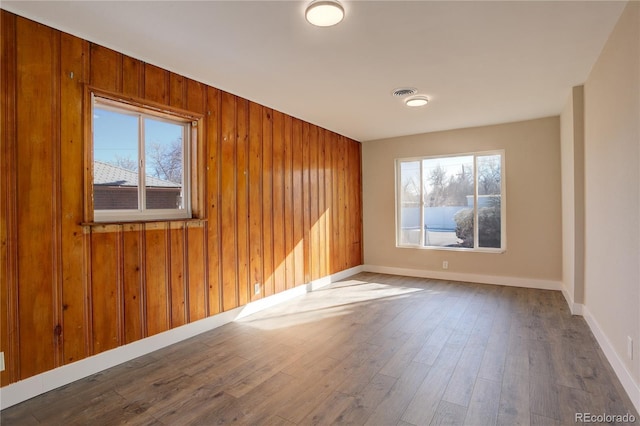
[560,86,585,313]
[583,0,640,404]
[560,92,576,304]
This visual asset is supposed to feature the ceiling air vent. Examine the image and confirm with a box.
[392,87,418,97]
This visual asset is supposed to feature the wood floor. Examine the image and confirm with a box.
[2,273,638,425]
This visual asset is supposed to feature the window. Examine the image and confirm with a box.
[91,95,192,222]
[396,151,505,251]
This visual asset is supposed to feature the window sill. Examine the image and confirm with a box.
[396,244,505,254]
[81,217,207,230]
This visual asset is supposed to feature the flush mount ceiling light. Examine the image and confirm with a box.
[405,96,429,107]
[305,0,345,27]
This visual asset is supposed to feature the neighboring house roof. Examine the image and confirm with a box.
[94,161,180,188]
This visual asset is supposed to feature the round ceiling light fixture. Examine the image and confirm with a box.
[305,0,345,27]
[405,96,429,107]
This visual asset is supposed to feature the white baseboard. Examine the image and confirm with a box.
[582,306,640,414]
[0,265,363,410]
[362,264,562,291]
[561,286,584,316]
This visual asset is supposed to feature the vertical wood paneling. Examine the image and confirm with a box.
[144,63,169,104]
[323,130,333,274]
[262,108,275,296]
[309,125,320,281]
[122,224,144,343]
[169,73,186,109]
[283,115,295,290]
[15,18,58,379]
[144,224,169,336]
[1,11,18,385]
[90,227,120,353]
[89,44,120,91]
[272,111,286,294]
[187,224,207,321]
[236,99,250,306]
[317,128,327,278]
[292,119,304,287]
[121,56,143,98]
[248,102,263,301]
[50,28,64,370]
[220,91,238,311]
[346,140,353,266]
[343,139,351,267]
[60,33,88,364]
[206,87,222,315]
[1,10,364,388]
[187,79,206,114]
[302,122,311,283]
[352,142,363,265]
[331,133,340,273]
[169,223,186,327]
[186,78,207,315]
[338,136,347,270]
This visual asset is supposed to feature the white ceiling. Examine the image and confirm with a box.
[2,1,626,142]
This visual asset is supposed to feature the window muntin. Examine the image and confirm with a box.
[396,151,505,252]
[92,96,191,222]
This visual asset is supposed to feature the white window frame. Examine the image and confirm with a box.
[92,94,192,222]
[395,150,506,253]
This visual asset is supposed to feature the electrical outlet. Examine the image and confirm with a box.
[0,352,5,372]
[628,336,633,360]
[442,261,449,270]
[254,283,261,295]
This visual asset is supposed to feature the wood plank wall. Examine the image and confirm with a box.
[0,11,363,387]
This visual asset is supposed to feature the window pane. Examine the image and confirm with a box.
[399,161,421,245]
[144,118,185,210]
[477,154,501,248]
[423,156,474,247]
[93,107,139,210]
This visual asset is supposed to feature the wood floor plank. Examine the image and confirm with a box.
[380,329,435,378]
[464,377,501,426]
[116,372,196,416]
[261,415,297,426]
[273,355,352,423]
[0,406,40,425]
[430,400,467,426]
[477,347,507,383]
[355,373,398,411]
[225,346,303,398]
[401,338,466,425]
[364,361,431,426]
[441,342,485,407]
[497,371,530,426]
[556,384,592,425]
[531,413,563,426]
[32,390,129,424]
[336,330,409,396]
[529,374,561,421]
[181,353,250,379]
[2,272,637,426]
[150,386,235,424]
[300,391,356,425]
[192,372,296,425]
[412,323,452,366]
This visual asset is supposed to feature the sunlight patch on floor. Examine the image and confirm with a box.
[236,279,426,331]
